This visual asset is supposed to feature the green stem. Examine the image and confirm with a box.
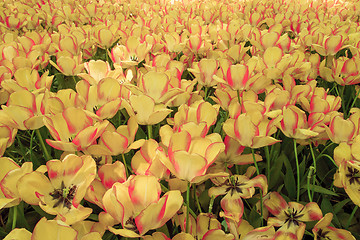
[147,125,153,139]
[316,142,335,161]
[160,183,168,193]
[251,148,263,226]
[186,181,191,233]
[264,146,271,185]
[105,48,110,63]
[208,195,215,213]
[294,139,300,202]
[307,167,315,202]
[12,206,17,229]
[346,86,360,112]
[29,130,35,162]
[336,85,347,117]
[309,143,317,199]
[72,75,77,86]
[319,154,338,168]
[346,205,358,229]
[193,184,202,213]
[237,90,241,105]
[122,154,129,177]
[36,129,51,161]
[204,86,209,101]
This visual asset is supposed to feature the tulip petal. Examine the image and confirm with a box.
[17,171,53,205]
[135,190,183,235]
[32,217,77,240]
[4,228,31,240]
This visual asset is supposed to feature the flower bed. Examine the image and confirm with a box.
[0,0,359,239]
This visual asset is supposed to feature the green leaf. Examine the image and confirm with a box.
[320,197,333,214]
[269,152,285,189]
[307,185,338,196]
[283,153,296,199]
[248,207,262,228]
[135,125,147,140]
[333,199,352,214]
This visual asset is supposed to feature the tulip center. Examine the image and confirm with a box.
[316,229,331,239]
[49,181,77,209]
[124,217,139,234]
[346,166,360,185]
[284,208,305,228]
[129,55,138,61]
[225,176,246,196]
[93,104,102,114]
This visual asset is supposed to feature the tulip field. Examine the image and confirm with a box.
[1,0,360,239]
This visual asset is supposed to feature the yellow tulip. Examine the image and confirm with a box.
[44,107,109,152]
[18,154,96,225]
[158,124,225,183]
[103,175,183,237]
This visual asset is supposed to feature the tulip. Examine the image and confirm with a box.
[213,58,261,92]
[57,34,84,56]
[223,108,281,148]
[242,226,275,240]
[44,107,109,152]
[299,87,341,115]
[85,161,127,209]
[259,46,292,80]
[44,89,86,115]
[212,136,263,172]
[18,154,97,225]
[49,51,84,76]
[211,85,238,111]
[250,30,289,54]
[0,157,32,209]
[76,78,125,119]
[0,90,47,130]
[92,24,119,49]
[131,139,169,179]
[172,206,197,235]
[102,175,183,237]
[188,59,219,87]
[78,60,131,85]
[0,125,17,157]
[196,213,221,239]
[4,217,102,240]
[126,94,172,125]
[1,67,53,96]
[208,167,267,238]
[158,123,226,183]
[226,43,251,64]
[312,35,347,56]
[334,160,360,207]
[319,56,360,85]
[110,36,150,68]
[87,116,143,156]
[133,71,182,105]
[185,34,212,58]
[312,213,355,240]
[324,112,356,144]
[264,192,323,239]
[163,32,186,53]
[278,105,319,140]
[170,100,220,132]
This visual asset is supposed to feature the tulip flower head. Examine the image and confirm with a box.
[17,154,97,225]
[264,192,323,239]
[102,175,183,237]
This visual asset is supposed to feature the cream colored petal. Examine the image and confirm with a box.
[32,217,77,240]
[17,172,53,205]
[4,228,31,240]
[135,191,183,235]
